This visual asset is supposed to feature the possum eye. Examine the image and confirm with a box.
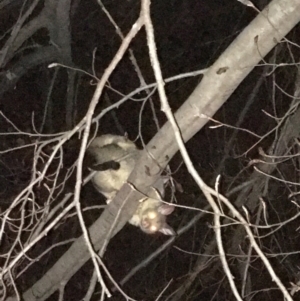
[149,225,158,232]
[148,211,157,219]
[141,220,158,233]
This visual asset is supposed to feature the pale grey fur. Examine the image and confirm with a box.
[88,134,140,200]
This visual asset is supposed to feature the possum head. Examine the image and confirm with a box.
[140,204,175,235]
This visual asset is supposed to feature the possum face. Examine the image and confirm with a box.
[141,209,164,233]
[140,205,175,235]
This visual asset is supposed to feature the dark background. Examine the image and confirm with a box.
[1,0,300,300]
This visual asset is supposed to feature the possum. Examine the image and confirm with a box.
[88,134,175,235]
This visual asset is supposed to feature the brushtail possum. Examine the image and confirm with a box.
[88,134,175,235]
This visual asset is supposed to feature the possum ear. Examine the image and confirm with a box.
[159,224,176,235]
[158,204,175,215]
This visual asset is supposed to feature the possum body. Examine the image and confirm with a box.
[88,134,140,200]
